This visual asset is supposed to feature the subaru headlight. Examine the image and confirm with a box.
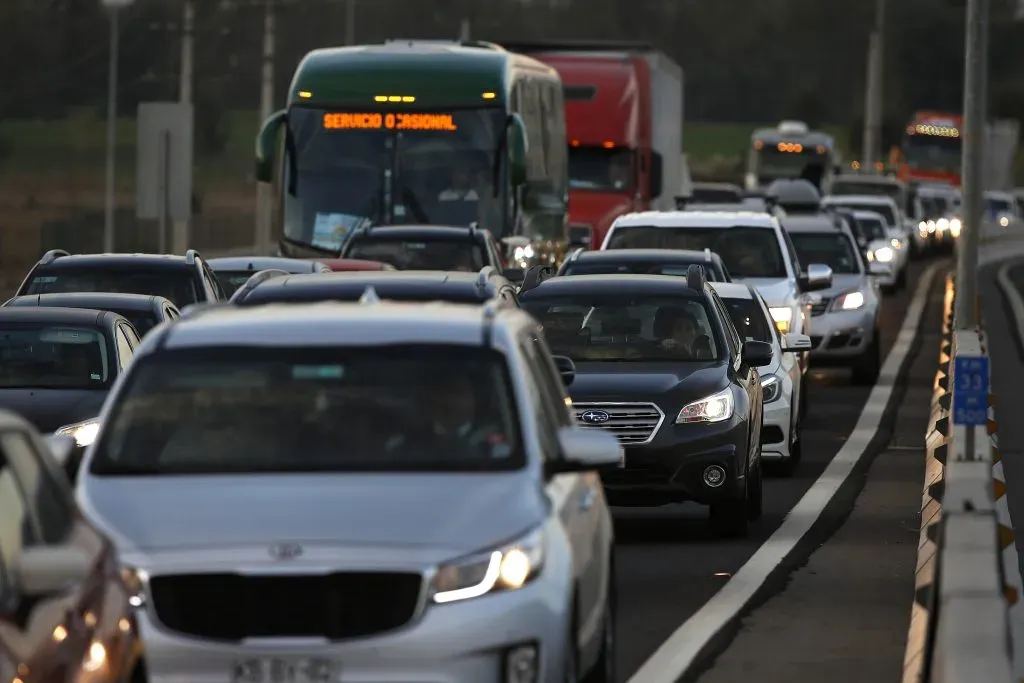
[677,387,734,424]
[873,246,894,263]
[760,375,782,403]
[833,290,865,311]
[54,418,100,448]
[768,306,792,334]
[431,527,544,604]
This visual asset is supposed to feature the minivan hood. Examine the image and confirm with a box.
[80,472,547,559]
[737,278,794,307]
[0,389,106,432]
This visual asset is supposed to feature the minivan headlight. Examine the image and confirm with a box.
[677,387,734,423]
[431,527,545,604]
[833,290,865,311]
[54,418,101,447]
[873,246,894,263]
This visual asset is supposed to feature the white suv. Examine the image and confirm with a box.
[601,210,832,387]
[75,300,623,683]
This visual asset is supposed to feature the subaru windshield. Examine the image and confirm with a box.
[280,107,507,253]
[89,345,524,475]
[523,294,721,362]
[605,226,787,279]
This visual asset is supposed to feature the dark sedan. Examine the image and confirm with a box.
[520,269,772,537]
[5,292,179,337]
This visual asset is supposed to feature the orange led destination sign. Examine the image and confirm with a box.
[323,112,458,131]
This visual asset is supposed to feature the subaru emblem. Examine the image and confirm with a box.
[580,410,611,425]
[269,542,303,560]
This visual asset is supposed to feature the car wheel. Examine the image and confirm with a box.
[851,331,881,385]
[747,456,763,521]
[581,571,616,683]
[710,465,750,538]
[775,414,802,477]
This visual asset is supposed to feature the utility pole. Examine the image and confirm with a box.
[344,0,355,45]
[861,0,885,172]
[174,0,195,254]
[954,0,989,329]
[255,0,276,254]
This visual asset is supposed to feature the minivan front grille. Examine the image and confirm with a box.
[572,402,665,445]
[149,572,423,641]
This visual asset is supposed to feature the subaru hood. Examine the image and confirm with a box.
[568,361,728,409]
[80,472,547,559]
[815,273,867,299]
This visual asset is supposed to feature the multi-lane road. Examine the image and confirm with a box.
[612,256,949,682]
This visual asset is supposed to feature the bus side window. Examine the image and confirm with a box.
[538,81,552,178]
[549,80,568,193]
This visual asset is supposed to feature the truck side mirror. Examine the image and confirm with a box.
[255,109,287,183]
[508,114,528,188]
[649,151,663,199]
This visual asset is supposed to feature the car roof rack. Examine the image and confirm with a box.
[476,265,496,288]
[359,286,381,304]
[185,249,201,265]
[686,264,706,291]
[703,248,714,262]
[40,249,70,264]
[481,300,499,346]
[228,269,290,303]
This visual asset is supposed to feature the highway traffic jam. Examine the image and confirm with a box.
[0,40,969,683]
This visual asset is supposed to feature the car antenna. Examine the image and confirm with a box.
[359,286,381,304]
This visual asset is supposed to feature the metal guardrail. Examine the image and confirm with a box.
[903,274,1016,682]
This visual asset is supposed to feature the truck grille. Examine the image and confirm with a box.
[810,297,831,316]
[572,402,664,445]
[149,572,423,641]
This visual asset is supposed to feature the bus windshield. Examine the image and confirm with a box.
[753,145,829,180]
[281,107,507,252]
[902,134,961,174]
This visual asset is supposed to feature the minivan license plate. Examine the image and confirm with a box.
[231,658,336,683]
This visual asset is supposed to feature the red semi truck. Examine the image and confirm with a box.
[503,41,684,250]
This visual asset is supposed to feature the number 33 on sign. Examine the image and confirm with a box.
[952,355,989,426]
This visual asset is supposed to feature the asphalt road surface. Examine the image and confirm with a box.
[613,255,948,679]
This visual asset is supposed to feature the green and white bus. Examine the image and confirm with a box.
[256,40,568,259]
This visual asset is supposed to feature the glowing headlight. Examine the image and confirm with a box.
[890,238,902,249]
[513,245,535,261]
[950,218,961,237]
[873,246,894,263]
[54,418,100,447]
[834,290,865,310]
[677,387,734,424]
[760,375,782,403]
[937,217,949,231]
[927,220,936,233]
[431,527,544,604]
[768,306,792,333]
[1000,216,1009,227]
[82,640,108,672]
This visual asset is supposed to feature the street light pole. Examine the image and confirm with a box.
[861,0,885,172]
[102,0,134,253]
[255,0,276,254]
[954,0,989,329]
[344,0,355,46]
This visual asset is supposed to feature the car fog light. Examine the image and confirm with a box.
[703,465,726,488]
[505,643,539,683]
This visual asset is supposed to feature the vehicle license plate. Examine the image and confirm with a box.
[231,658,336,683]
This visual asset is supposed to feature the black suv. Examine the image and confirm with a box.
[230,266,524,309]
[519,266,773,537]
[558,248,732,281]
[16,249,226,308]
[339,225,507,273]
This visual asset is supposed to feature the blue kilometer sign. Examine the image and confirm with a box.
[952,355,990,425]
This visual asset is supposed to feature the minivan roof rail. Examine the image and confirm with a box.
[228,269,290,303]
[39,249,70,264]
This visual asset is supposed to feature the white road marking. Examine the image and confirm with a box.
[627,261,943,683]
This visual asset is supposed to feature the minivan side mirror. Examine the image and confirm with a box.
[551,355,576,386]
[549,427,623,475]
[14,545,92,598]
[798,263,833,292]
[508,114,528,188]
[742,340,774,367]
[255,109,286,183]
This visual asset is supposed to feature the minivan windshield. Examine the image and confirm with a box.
[523,294,720,362]
[604,226,787,278]
[88,346,523,475]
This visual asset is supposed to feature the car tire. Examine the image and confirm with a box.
[747,457,763,521]
[710,465,750,538]
[581,569,617,683]
[775,415,802,477]
[852,331,881,385]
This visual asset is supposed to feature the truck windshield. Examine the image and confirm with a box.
[753,145,828,180]
[282,107,507,252]
[902,134,961,173]
[569,146,633,191]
